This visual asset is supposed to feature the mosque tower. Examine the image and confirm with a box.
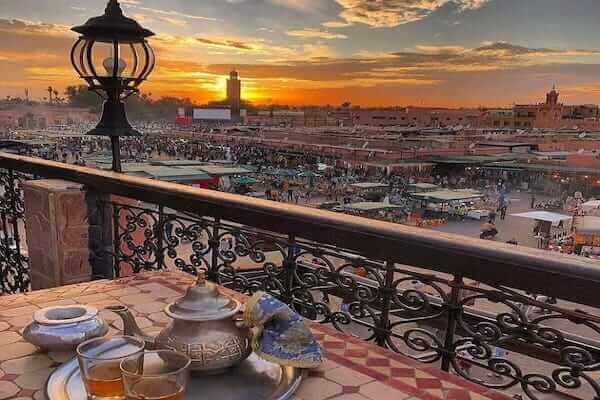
[227,70,241,122]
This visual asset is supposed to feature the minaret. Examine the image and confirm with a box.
[546,85,559,105]
[227,70,241,122]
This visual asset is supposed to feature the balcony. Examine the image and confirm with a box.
[1,151,600,400]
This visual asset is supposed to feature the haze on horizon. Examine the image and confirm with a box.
[2,0,600,108]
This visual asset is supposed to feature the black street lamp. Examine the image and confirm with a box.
[70,0,155,172]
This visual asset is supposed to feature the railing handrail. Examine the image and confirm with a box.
[2,151,599,307]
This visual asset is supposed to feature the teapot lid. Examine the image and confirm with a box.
[165,272,240,321]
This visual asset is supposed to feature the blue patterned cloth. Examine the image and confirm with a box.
[244,291,323,368]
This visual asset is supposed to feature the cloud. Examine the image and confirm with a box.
[122,5,220,22]
[387,42,600,72]
[300,44,338,59]
[265,0,322,13]
[333,0,490,28]
[196,37,256,51]
[322,21,353,28]
[0,18,70,37]
[474,41,600,57]
[286,28,347,40]
[226,0,322,13]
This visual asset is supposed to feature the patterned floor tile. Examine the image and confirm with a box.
[325,366,375,386]
[360,381,414,400]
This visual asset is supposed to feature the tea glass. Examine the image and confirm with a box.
[120,350,191,400]
[77,336,145,400]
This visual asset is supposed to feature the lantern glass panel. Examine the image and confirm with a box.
[118,43,139,78]
[84,41,143,80]
[70,38,87,77]
[90,41,114,77]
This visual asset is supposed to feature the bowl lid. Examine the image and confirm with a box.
[165,272,240,321]
[33,305,98,325]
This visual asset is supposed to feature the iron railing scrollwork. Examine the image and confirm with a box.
[108,200,600,400]
[0,168,30,294]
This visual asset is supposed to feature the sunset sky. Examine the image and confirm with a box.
[2,0,600,107]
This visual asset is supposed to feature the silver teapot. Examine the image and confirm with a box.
[108,272,252,375]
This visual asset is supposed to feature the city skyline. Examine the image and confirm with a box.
[3,0,600,107]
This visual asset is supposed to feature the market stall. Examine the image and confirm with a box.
[349,182,390,203]
[231,176,259,194]
[408,189,485,218]
[573,216,600,259]
[582,200,600,216]
[340,202,406,222]
[511,211,573,249]
[407,183,439,193]
[349,182,390,191]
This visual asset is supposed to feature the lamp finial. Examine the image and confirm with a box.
[105,0,123,17]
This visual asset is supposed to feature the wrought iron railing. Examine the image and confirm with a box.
[0,168,30,293]
[1,152,600,400]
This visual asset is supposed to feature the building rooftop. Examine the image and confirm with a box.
[410,189,484,202]
[127,166,211,182]
[350,182,389,190]
[344,202,405,212]
[196,165,253,176]
[150,160,209,167]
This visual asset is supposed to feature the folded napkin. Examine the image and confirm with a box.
[244,291,323,368]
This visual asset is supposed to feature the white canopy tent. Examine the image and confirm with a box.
[511,211,573,224]
[582,200,600,213]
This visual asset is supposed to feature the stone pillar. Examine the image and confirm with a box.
[23,179,112,290]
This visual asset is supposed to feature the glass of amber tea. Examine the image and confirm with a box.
[77,336,146,400]
[120,350,191,400]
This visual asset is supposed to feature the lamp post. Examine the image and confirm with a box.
[70,0,155,172]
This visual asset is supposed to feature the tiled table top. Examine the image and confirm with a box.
[0,272,511,400]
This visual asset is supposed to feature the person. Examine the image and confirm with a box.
[530,194,536,209]
[457,204,467,221]
[500,205,507,220]
[489,209,497,223]
[481,220,498,239]
[282,179,290,202]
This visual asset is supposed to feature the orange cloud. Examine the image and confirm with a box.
[286,28,347,40]
[334,0,490,28]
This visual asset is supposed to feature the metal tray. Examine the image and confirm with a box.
[46,353,305,400]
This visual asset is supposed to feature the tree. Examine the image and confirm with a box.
[65,85,102,112]
[63,85,204,120]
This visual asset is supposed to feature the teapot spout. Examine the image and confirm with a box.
[106,305,156,348]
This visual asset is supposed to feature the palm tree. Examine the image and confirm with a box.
[47,86,53,104]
